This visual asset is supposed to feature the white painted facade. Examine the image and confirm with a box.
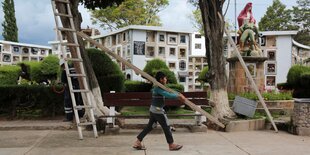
[87,25,192,91]
[0,40,51,66]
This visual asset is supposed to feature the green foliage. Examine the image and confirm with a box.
[1,0,18,42]
[40,55,60,80]
[0,65,20,85]
[277,82,292,90]
[0,85,64,118]
[300,72,310,89]
[287,65,310,88]
[90,0,168,30]
[197,66,209,82]
[124,80,152,92]
[79,0,124,10]
[143,59,177,84]
[294,30,310,46]
[23,61,43,83]
[86,48,125,92]
[259,0,298,31]
[291,0,310,31]
[166,83,184,92]
[143,58,169,75]
[228,91,293,101]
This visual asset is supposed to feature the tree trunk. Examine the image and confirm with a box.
[198,0,235,120]
[55,1,110,117]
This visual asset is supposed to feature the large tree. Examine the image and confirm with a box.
[2,0,18,42]
[292,0,310,46]
[259,0,298,31]
[90,0,168,31]
[197,0,235,120]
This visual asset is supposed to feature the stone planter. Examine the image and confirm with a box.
[225,118,265,132]
[290,98,310,136]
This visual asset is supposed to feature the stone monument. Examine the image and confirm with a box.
[228,2,267,94]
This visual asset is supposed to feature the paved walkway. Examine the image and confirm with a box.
[1,129,310,155]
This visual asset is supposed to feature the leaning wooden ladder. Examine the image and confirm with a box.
[51,0,98,139]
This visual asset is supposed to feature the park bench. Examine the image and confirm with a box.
[103,91,210,127]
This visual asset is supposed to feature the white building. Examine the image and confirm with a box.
[0,40,51,66]
[85,25,192,91]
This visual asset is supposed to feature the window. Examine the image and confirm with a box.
[123,32,127,41]
[126,74,131,80]
[112,35,116,45]
[180,35,186,43]
[22,56,29,61]
[189,57,193,62]
[117,47,121,56]
[179,77,186,82]
[195,43,201,49]
[168,34,177,45]
[266,76,276,86]
[158,47,165,57]
[267,50,276,60]
[40,50,46,55]
[146,46,155,57]
[127,45,131,56]
[146,31,155,42]
[266,62,276,74]
[13,46,20,53]
[195,34,201,38]
[13,55,21,62]
[2,53,11,62]
[179,60,186,71]
[169,62,176,69]
[179,48,186,58]
[31,48,39,55]
[117,34,122,44]
[169,47,176,56]
[22,47,29,54]
[159,34,165,42]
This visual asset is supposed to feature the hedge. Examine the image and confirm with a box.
[124,80,152,92]
[166,84,184,92]
[0,85,64,118]
[0,65,20,85]
[22,61,43,83]
[287,65,310,88]
[143,58,169,75]
[40,55,60,80]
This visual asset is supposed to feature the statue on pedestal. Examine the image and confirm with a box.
[237,2,262,57]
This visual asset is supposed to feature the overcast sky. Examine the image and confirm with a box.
[0,0,297,46]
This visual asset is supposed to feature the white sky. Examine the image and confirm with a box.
[0,0,297,46]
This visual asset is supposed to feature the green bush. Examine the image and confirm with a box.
[287,65,310,88]
[143,58,169,75]
[228,91,293,101]
[22,61,43,83]
[300,72,310,89]
[277,82,292,90]
[40,55,60,80]
[124,80,152,92]
[0,85,64,118]
[87,48,125,93]
[166,84,184,92]
[0,65,20,85]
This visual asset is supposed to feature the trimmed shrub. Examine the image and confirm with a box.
[124,80,152,92]
[277,82,292,90]
[22,61,43,83]
[40,55,60,81]
[0,85,64,118]
[287,65,310,88]
[0,65,20,85]
[86,48,125,93]
[300,72,310,89]
[143,58,169,75]
[228,91,293,101]
[166,84,184,92]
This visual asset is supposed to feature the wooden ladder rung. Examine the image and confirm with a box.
[54,13,72,18]
[52,0,70,4]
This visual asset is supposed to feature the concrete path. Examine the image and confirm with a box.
[0,129,310,155]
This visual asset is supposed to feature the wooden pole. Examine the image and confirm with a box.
[77,31,225,128]
[224,28,278,132]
